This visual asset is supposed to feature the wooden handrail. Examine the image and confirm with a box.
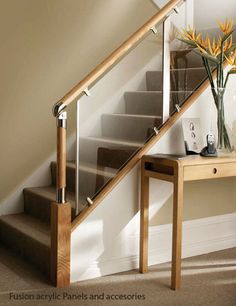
[53,0,183,116]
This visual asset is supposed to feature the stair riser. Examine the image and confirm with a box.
[0,222,50,276]
[79,138,138,166]
[125,91,192,116]
[124,92,163,116]
[24,190,52,224]
[24,190,77,223]
[146,69,207,92]
[169,92,193,113]
[101,114,162,142]
[171,50,204,68]
[50,163,112,197]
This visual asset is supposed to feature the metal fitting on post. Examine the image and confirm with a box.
[175,104,181,112]
[83,88,91,96]
[174,6,180,14]
[57,111,67,129]
[153,127,159,135]
[57,187,66,204]
[150,26,158,34]
[86,197,94,206]
[52,101,66,117]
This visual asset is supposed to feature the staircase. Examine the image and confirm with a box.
[0,45,208,278]
[4,0,232,287]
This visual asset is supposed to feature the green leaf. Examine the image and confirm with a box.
[177,37,197,47]
[221,30,234,43]
[224,44,236,57]
[228,69,236,74]
[193,49,220,64]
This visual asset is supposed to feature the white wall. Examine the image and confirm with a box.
[194,0,236,30]
[0,0,157,211]
[155,0,236,31]
[153,0,194,29]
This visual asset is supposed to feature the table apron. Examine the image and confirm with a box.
[183,162,236,181]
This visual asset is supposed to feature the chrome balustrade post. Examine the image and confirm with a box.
[75,100,80,215]
[184,0,193,29]
[162,17,171,123]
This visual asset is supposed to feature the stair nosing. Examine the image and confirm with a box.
[103,113,162,119]
[24,186,77,205]
[125,90,194,94]
[146,67,206,72]
[81,136,143,147]
[170,48,193,52]
[51,161,116,178]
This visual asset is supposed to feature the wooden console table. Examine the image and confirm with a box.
[139,154,236,290]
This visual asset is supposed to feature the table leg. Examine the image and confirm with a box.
[171,164,184,290]
[139,164,149,273]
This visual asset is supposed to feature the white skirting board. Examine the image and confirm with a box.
[71,212,236,282]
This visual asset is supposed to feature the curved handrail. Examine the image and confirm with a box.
[52,0,183,116]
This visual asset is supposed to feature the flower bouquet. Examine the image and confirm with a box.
[179,20,236,151]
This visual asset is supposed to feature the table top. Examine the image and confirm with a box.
[143,153,236,166]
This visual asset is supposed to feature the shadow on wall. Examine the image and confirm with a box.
[150,177,236,226]
[97,182,140,276]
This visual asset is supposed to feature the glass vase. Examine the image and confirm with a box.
[215,89,233,153]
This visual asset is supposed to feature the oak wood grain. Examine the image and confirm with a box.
[51,202,71,287]
[139,160,150,273]
[184,162,236,181]
[57,127,66,188]
[171,162,183,290]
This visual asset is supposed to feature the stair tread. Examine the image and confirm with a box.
[82,136,143,148]
[61,161,116,178]
[170,48,193,52]
[127,90,195,93]
[147,67,206,72]
[0,214,50,247]
[126,91,164,94]
[24,186,76,206]
[171,67,206,72]
[125,90,194,94]
[106,113,162,119]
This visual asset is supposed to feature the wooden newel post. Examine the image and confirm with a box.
[51,111,71,287]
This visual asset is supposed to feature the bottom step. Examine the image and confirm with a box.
[0,214,50,277]
[0,244,51,288]
[23,186,84,223]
